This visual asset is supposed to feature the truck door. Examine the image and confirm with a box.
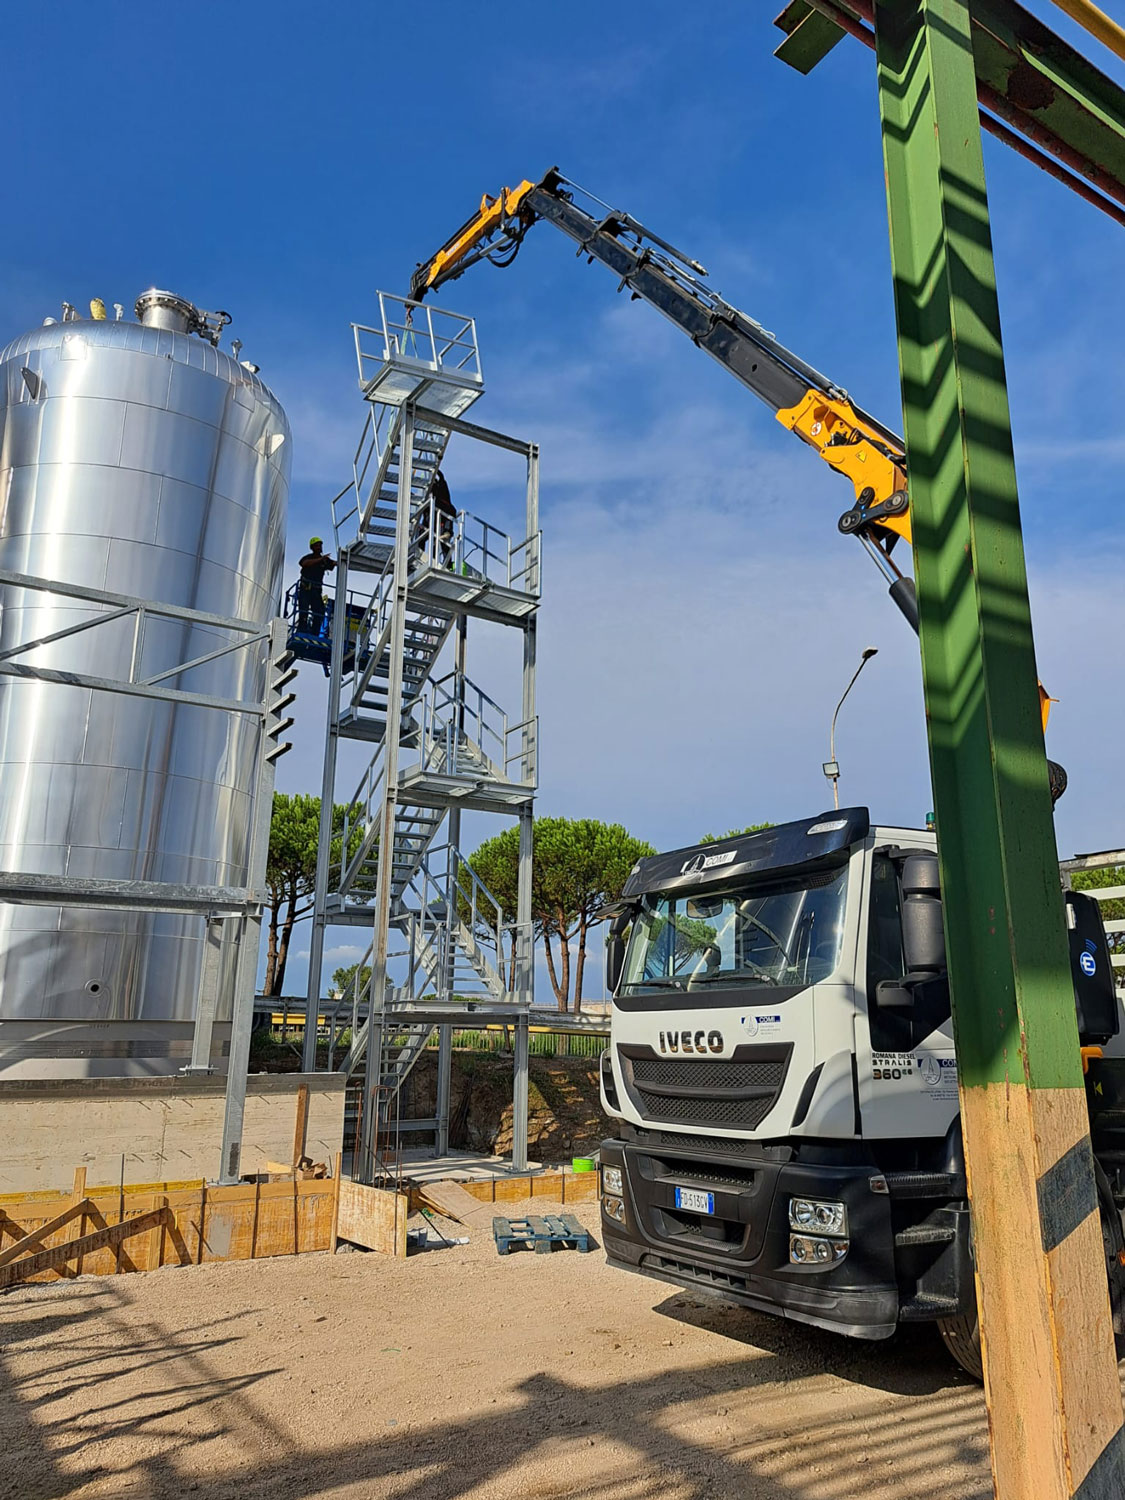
[855,850,960,1139]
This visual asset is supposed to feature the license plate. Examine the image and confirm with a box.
[675,1186,714,1215]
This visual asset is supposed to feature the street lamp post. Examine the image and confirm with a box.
[823,647,878,810]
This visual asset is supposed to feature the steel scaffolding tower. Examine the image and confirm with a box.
[301,295,539,1179]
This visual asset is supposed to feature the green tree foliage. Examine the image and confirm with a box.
[466,817,655,1013]
[698,822,774,844]
[461,827,521,989]
[264,793,368,995]
[331,961,372,999]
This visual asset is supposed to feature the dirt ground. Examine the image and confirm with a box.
[0,1195,1041,1500]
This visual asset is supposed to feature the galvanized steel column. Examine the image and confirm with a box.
[873,2,1124,1493]
[304,546,351,1073]
[360,405,417,1182]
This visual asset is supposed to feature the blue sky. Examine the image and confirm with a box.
[6,3,1125,994]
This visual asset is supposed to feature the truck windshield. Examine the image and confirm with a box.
[620,864,848,995]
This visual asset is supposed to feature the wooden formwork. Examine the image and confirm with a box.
[0,1160,409,1288]
[457,1171,598,1205]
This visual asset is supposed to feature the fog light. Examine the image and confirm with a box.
[788,1197,848,1236]
[602,1165,624,1197]
[790,1234,849,1266]
[603,1194,625,1223]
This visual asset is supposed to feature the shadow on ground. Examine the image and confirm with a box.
[654,1288,967,1397]
[0,1269,1000,1500]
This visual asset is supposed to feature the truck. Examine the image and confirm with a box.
[595,808,1125,1377]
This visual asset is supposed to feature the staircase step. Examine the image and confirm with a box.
[894,1223,957,1248]
[881,1172,958,1200]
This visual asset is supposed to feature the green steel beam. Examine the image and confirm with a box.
[873,3,1124,1494]
[774,2,847,72]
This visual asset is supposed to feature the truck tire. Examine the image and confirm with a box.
[937,1313,983,1382]
[938,1168,1124,1382]
[1094,1161,1125,1356]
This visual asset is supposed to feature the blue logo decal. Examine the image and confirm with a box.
[1080,951,1097,977]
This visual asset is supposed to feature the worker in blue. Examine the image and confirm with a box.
[297,536,336,635]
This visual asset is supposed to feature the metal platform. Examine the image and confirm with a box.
[353,295,483,418]
[397,764,535,812]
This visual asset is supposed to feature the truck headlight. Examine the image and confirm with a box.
[601,1165,624,1197]
[603,1195,626,1223]
[788,1197,848,1236]
[790,1234,849,1265]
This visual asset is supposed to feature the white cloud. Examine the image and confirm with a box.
[272,295,1125,1001]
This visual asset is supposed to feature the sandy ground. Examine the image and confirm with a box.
[0,1196,1010,1500]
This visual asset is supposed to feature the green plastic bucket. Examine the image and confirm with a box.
[572,1156,596,1173]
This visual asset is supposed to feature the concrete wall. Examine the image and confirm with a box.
[0,1073,346,1195]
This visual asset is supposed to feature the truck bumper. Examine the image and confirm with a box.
[599,1136,900,1340]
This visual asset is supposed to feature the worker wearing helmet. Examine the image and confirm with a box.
[297,537,336,635]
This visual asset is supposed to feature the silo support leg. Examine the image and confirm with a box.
[873,2,1124,1495]
[185,916,224,1074]
[218,913,259,1185]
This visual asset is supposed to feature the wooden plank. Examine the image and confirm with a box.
[565,1173,598,1202]
[0,1198,93,1268]
[492,1176,534,1203]
[292,1083,310,1166]
[336,1179,408,1257]
[149,1195,168,1271]
[0,1206,168,1289]
[416,1181,491,1224]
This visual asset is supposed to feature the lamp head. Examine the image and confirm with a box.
[861,647,878,661]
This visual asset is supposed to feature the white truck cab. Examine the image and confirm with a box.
[597,809,1125,1374]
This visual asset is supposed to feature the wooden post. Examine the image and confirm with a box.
[873,2,1125,1494]
[147,1195,167,1272]
[71,1167,87,1276]
[251,1177,261,1260]
[329,1151,343,1253]
[196,1180,207,1265]
[292,1083,310,1167]
[114,1156,125,1275]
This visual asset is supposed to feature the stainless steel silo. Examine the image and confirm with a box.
[0,291,290,1076]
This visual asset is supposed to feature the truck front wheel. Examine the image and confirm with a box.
[936,1313,983,1382]
[937,1164,1125,1383]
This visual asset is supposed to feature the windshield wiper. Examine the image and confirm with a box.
[690,970,780,987]
[623,977,687,991]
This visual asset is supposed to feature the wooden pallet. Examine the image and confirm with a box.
[492,1212,591,1256]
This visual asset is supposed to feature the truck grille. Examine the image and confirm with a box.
[617,1043,792,1131]
[635,1091,779,1129]
[632,1056,785,1091]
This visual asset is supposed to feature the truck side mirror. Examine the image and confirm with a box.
[605,911,631,997]
[900,853,945,975]
[1067,889,1120,1045]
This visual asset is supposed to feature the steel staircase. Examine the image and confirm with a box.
[306,293,536,1173]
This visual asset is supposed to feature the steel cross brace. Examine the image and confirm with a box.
[873,2,1124,1495]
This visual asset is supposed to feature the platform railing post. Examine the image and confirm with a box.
[874,2,1124,1493]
